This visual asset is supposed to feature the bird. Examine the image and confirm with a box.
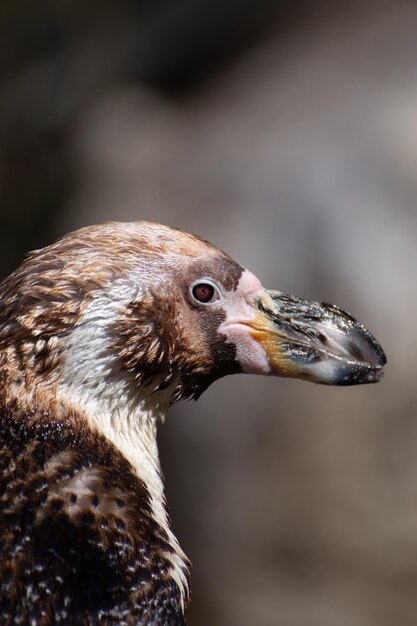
[0,221,386,625]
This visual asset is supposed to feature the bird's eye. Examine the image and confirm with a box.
[190,280,221,305]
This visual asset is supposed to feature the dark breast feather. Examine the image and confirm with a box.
[0,409,187,626]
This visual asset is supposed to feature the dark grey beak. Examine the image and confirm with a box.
[249,290,386,385]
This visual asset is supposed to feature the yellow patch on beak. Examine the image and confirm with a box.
[247,313,300,378]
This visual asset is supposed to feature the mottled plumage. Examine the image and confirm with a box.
[0,222,385,624]
[0,410,184,625]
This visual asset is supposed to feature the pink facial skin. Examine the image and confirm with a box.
[218,269,272,375]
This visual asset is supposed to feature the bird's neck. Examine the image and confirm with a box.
[57,376,174,534]
[0,356,190,608]
[55,376,190,605]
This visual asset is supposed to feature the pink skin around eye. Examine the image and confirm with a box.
[218,269,271,375]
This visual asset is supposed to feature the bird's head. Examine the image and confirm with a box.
[0,221,386,418]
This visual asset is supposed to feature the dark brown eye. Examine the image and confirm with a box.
[190,281,220,304]
[192,283,214,303]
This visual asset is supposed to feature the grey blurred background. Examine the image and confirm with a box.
[1,1,416,624]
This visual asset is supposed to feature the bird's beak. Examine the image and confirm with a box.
[241,290,386,385]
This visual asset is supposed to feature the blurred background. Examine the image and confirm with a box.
[1,1,416,624]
